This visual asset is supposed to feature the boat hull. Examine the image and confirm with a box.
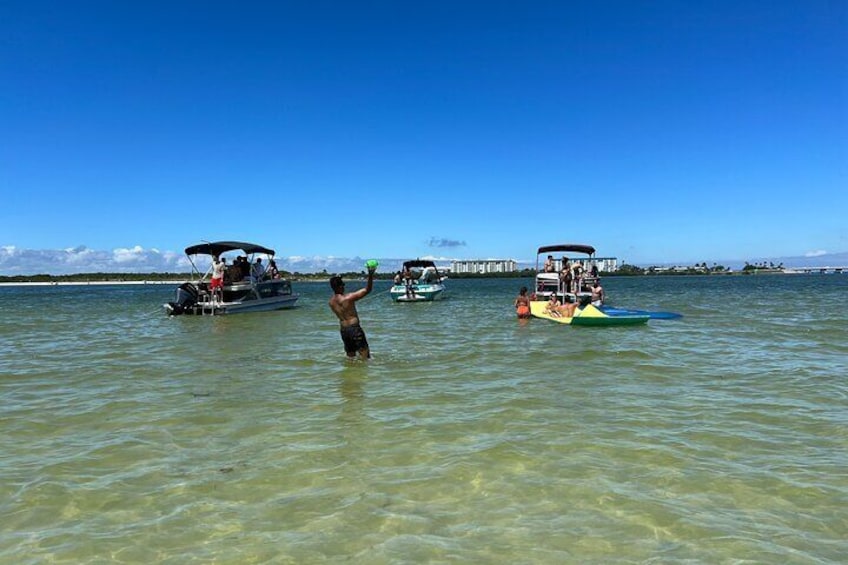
[571,314,648,326]
[390,284,446,302]
[166,294,299,315]
[165,279,299,316]
[209,294,299,314]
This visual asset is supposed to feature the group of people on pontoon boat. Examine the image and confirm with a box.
[543,254,601,295]
[212,255,283,285]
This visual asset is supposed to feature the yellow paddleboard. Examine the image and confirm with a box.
[575,304,607,317]
[529,302,618,325]
[529,300,576,324]
[530,301,649,327]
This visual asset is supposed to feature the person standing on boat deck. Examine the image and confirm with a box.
[572,261,583,293]
[591,280,604,307]
[544,255,555,273]
[560,257,572,294]
[402,265,415,299]
[210,255,226,303]
[329,264,376,360]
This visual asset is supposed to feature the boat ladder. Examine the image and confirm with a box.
[199,291,220,316]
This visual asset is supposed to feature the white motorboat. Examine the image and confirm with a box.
[390,260,447,302]
[165,241,298,316]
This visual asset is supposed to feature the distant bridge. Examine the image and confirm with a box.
[783,266,847,274]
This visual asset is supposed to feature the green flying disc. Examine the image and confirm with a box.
[365,259,379,269]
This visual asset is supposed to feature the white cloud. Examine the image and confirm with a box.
[0,245,191,275]
[0,246,529,275]
[1,247,478,275]
[417,254,454,262]
[804,250,828,257]
[64,247,98,265]
[113,245,147,263]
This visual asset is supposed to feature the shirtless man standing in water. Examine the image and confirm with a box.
[328,265,376,360]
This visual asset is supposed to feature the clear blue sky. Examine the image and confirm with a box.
[2,1,846,273]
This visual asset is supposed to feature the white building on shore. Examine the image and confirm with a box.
[545,257,618,273]
[592,257,619,272]
[451,259,517,274]
[449,257,618,274]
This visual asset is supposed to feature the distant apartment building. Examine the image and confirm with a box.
[450,257,618,274]
[540,257,619,273]
[451,259,517,274]
[592,257,619,272]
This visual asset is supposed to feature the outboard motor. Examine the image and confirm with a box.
[167,282,199,315]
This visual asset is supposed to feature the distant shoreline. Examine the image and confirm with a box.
[0,278,341,287]
[1,269,838,288]
[0,280,185,287]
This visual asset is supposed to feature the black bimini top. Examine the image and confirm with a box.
[184,241,276,257]
[403,259,438,270]
[537,244,596,256]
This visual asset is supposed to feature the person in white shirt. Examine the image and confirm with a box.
[210,256,226,302]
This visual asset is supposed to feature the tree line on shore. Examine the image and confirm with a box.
[0,262,785,284]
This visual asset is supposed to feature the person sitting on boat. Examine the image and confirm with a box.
[557,295,580,318]
[514,286,531,319]
[226,262,241,282]
[591,280,604,307]
[251,258,266,282]
[420,267,437,284]
[544,255,555,273]
[267,259,281,280]
[393,271,402,285]
[235,256,250,280]
[210,255,226,303]
[545,293,562,317]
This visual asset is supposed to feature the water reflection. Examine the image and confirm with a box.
[340,372,366,402]
[339,366,367,427]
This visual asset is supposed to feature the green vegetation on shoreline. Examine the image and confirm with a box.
[0,262,788,284]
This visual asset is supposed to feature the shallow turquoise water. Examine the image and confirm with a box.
[1,275,846,563]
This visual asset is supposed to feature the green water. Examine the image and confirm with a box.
[1,275,846,563]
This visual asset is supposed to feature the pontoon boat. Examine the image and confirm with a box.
[165,241,298,315]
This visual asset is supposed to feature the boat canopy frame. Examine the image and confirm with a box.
[402,259,440,270]
[535,244,596,272]
[534,243,601,302]
[400,259,445,282]
[536,244,596,257]
[184,241,276,257]
[184,241,278,281]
